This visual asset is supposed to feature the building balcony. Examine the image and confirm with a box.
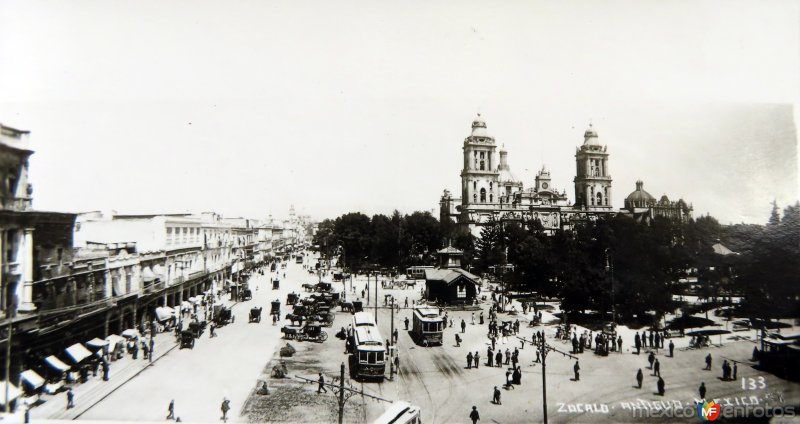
[3,262,21,276]
[0,196,32,212]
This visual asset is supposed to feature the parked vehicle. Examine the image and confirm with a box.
[250,307,263,323]
[281,323,329,342]
[180,331,195,349]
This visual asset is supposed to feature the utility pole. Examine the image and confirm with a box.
[389,296,395,379]
[295,364,392,424]
[536,335,578,424]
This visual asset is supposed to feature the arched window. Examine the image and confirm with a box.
[473,181,477,190]
[597,192,603,206]
[480,160,485,170]
[489,182,493,190]
[480,188,486,203]
[489,194,493,203]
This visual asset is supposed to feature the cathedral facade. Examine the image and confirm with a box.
[440,115,691,236]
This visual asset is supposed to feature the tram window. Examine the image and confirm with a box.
[377,352,384,362]
[360,352,368,363]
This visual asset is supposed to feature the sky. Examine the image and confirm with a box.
[0,0,798,225]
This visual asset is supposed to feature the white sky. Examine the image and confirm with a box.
[1,0,798,224]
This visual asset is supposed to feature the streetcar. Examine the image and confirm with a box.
[353,311,377,329]
[406,266,433,280]
[411,308,443,346]
[373,402,422,424]
[350,325,386,380]
[759,331,800,380]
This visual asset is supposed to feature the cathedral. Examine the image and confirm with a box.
[439,115,691,236]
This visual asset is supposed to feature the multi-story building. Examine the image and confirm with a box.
[1,123,77,386]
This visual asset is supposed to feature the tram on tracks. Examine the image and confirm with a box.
[349,320,386,381]
[411,308,443,346]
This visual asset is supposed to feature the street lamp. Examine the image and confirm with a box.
[605,249,615,326]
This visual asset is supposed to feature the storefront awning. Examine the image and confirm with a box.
[20,370,45,390]
[86,337,110,350]
[121,328,141,339]
[142,267,158,282]
[65,343,93,364]
[155,306,175,322]
[0,381,21,405]
[44,355,70,373]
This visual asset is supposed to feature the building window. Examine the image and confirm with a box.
[473,194,477,202]
[489,182,493,190]
[480,160,485,170]
[457,284,466,298]
[473,181,476,190]
[597,192,603,206]
[489,194,493,202]
[480,188,486,203]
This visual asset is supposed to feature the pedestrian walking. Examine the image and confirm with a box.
[394,355,400,374]
[221,398,230,422]
[504,348,510,365]
[470,406,480,424]
[167,399,175,420]
[657,376,665,396]
[653,359,660,377]
[648,352,655,369]
[461,319,466,333]
[474,351,480,369]
[467,352,473,369]
[491,335,496,351]
[505,370,514,388]
[733,362,738,380]
[471,313,475,325]
[393,328,399,344]
[635,333,641,355]
[535,349,541,363]
[480,311,484,325]
[404,297,408,308]
[455,334,461,347]
[705,354,712,370]
[669,340,674,357]
[495,351,502,368]
[317,373,328,393]
[699,382,706,400]
[404,317,409,330]
[636,368,643,388]
[573,360,580,381]
[488,348,494,367]
[617,335,623,353]
[493,386,502,405]
[66,388,75,410]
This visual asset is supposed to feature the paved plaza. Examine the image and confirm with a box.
[20,254,795,423]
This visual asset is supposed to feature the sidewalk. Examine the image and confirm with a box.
[28,297,242,421]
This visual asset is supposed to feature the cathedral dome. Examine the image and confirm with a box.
[471,114,491,138]
[583,124,601,146]
[625,180,655,206]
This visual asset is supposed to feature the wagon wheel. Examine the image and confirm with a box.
[319,332,328,342]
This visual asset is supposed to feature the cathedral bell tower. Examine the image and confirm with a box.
[461,114,500,206]
[573,124,612,209]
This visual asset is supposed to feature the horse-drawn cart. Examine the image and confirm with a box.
[272,279,280,290]
[249,307,263,323]
[180,330,195,349]
[280,323,328,342]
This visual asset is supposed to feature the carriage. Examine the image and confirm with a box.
[352,301,364,313]
[272,279,280,290]
[250,307,263,323]
[287,292,299,305]
[240,289,253,301]
[188,321,204,338]
[214,305,233,326]
[180,330,195,349]
[270,300,281,317]
[281,323,329,342]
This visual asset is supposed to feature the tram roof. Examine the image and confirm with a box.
[353,312,377,327]
[414,308,440,319]
[354,326,384,346]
